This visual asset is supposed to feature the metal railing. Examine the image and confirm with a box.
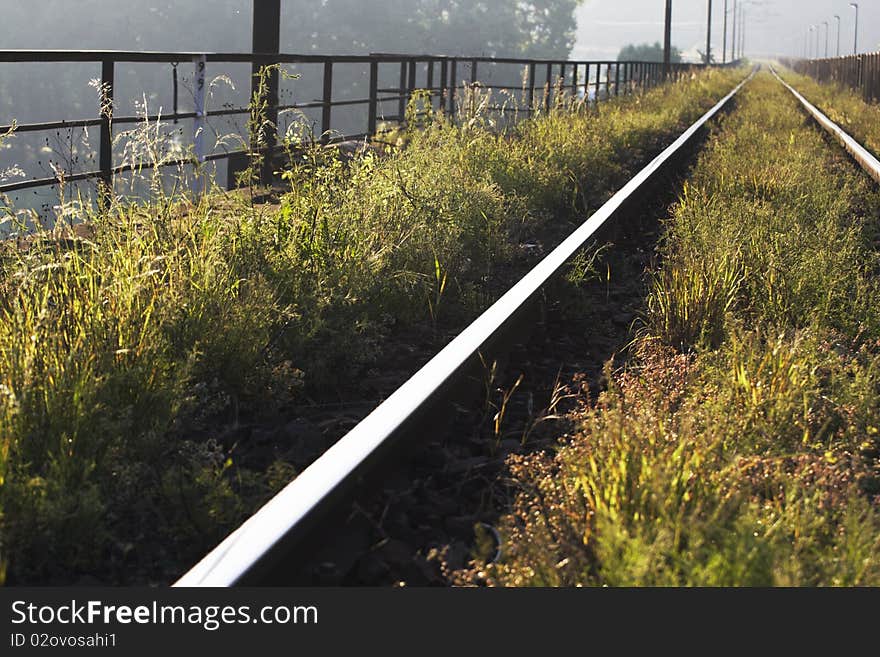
[783,52,880,103]
[0,49,711,196]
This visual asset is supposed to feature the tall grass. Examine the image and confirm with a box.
[0,67,743,584]
[465,73,880,587]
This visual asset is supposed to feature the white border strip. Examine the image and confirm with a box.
[771,67,880,185]
[175,71,752,587]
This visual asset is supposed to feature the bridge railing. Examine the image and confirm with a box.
[0,50,714,198]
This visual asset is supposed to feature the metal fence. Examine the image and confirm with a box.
[784,52,880,103]
[0,49,711,198]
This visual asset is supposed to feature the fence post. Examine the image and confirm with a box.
[545,62,553,110]
[614,62,620,96]
[398,61,407,123]
[858,55,865,97]
[321,60,333,141]
[449,59,458,119]
[408,58,417,116]
[367,60,378,136]
[426,60,434,109]
[527,61,536,112]
[440,59,448,113]
[98,58,114,207]
[251,0,280,183]
[605,62,611,97]
[583,62,590,102]
[192,55,207,197]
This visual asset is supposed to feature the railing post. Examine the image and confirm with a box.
[614,62,620,96]
[545,62,553,110]
[397,61,407,122]
[584,63,591,101]
[449,59,458,119]
[98,58,114,207]
[408,58,417,115]
[192,55,207,197]
[426,60,434,109]
[367,60,378,136]
[605,62,611,97]
[321,60,333,141]
[439,59,448,114]
[527,61,536,112]
[251,0,280,183]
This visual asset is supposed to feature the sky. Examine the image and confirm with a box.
[573,0,880,62]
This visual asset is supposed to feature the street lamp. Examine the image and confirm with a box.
[822,21,829,58]
[808,25,815,59]
[850,3,859,54]
[834,15,841,57]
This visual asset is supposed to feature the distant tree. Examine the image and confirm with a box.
[283,0,582,59]
[617,41,682,63]
[4,1,582,59]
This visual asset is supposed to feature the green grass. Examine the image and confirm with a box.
[465,72,880,587]
[0,68,745,585]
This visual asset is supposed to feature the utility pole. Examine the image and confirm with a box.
[722,0,728,63]
[850,3,859,54]
[739,5,745,60]
[664,0,673,78]
[706,0,713,65]
[731,0,737,61]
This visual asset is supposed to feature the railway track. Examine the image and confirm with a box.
[770,67,880,184]
[174,66,879,588]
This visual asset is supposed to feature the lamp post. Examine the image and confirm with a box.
[822,21,829,58]
[850,3,859,54]
[809,25,815,59]
[834,15,841,57]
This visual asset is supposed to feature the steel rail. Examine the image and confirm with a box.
[770,67,880,185]
[174,69,753,588]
